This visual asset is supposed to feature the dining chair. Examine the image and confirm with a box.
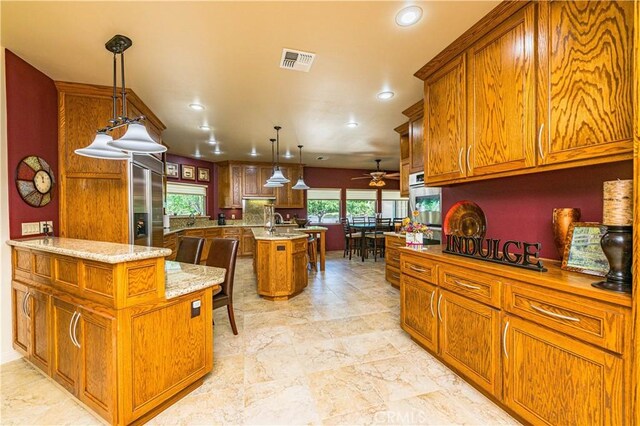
[205,238,240,335]
[351,216,366,225]
[307,235,318,271]
[365,218,391,261]
[341,218,361,260]
[174,236,205,264]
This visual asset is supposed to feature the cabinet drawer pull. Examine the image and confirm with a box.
[390,273,400,279]
[69,312,78,347]
[537,123,545,160]
[429,291,435,318]
[25,293,32,317]
[437,293,443,322]
[22,292,30,316]
[530,303,580,322]
[458,147,464,173]
[503,320,510,359]
[409,265,427,273]
[73,312,81,348]
[453,280,481,290]
[466,145,472,171]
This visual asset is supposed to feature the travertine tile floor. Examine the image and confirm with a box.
[1,252,519,425]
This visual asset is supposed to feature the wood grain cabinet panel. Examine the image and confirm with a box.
[503,315,624,425]
[537,0,634,166]
[409,114,424,173]
[424,55,467,184]
[12,282,51,374]
[400,253,437,284]
[467,4,536,177]
[399,159,410,197]
[400,275,438,352]
[12,282,30,355]
[438,289,501,398]
[243,166,260,196]
[259,166,276,197]
[52,298,80,395]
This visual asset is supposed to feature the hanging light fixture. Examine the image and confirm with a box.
[75,34,166,160]
[264,138,283,188]
[266,126,290,184]
[292,145,310,190]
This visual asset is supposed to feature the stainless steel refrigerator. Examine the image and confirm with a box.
[130,154,164,247]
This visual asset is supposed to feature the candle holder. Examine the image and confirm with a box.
[592,225,633,293]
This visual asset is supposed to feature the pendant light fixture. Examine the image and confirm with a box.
[75,34,166,160]
[266,126,290,184]
[264,138,283,188]
[292,145,310,190]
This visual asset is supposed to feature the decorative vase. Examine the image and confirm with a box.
[406,232,423,245]
[552,208,581,258]
[592,225,633,293]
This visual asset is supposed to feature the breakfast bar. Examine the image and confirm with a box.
[7,237,225,425]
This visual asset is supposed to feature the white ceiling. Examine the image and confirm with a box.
[1,1,499,170]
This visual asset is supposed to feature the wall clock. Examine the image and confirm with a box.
[15,156,55,207]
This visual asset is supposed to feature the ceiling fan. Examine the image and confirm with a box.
[351,159,400,187]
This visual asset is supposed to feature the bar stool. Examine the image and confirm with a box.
[307,236,318,271]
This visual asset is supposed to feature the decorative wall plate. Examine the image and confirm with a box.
[443,200,487,238]
[16,156,55,207]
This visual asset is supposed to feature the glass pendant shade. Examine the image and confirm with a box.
[264,180,283,188]
[108,123,167,153]
[75,132,130,160]
[267,168,290,184]
[292,178,310,190]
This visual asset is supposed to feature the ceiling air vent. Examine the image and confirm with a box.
[280,48,316,72]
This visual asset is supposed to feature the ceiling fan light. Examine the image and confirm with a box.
[267,168,290,184]
[292,178,310,190]
[109,122,167,153]
[75,132,130,160]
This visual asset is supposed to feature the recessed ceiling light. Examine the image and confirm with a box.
[189,103,205,111]
[199,125,211,130]
[396,5,423,27]
[213,148,222,155]
[377,91,395,100]
[346,122,359,128]
[193,153,202,158]
[316,156,329,161]
[249,149,259,157]
[208,138,217,144]
[283,151,294,159]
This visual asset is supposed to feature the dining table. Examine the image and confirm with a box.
[349,223,378,262]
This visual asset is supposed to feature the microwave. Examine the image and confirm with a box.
[409,172,425,187]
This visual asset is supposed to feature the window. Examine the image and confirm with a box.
[346,189,377,219]
[166,183,207,216]
[307,188,341,224]
[381,190,409,219]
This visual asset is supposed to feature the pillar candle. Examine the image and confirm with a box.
[602,179,633,226]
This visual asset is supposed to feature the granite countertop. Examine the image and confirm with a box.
[251,228,309,241]
[164,261,226,299]
[164,222,297,236]
[384,232,405,237]
[298,226,329,231]
[6,237,171,264]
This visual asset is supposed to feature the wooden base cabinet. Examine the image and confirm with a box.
[502,315,624,426]
[12,282,51,374]
[400,275,437,353]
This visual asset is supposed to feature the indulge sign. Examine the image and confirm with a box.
[444,234,547,272]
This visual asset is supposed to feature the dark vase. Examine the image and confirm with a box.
[592,225,633,293]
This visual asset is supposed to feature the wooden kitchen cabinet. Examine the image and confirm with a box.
[395,122,410,197]
[275,165,305,208]
[502,315,624,425]
[260,166,276,197]
[400,275,438,353]
[242,165,260,196]
[241,228,256,256]
[52,297,79,394]
[467,4,536,177]
[438,289,501,398]
[218,163,243,209]
[399,159,410,197]
[537,0,634,167]
[409,109,424,174]
[12,282,51,374]
[424,54,466,184]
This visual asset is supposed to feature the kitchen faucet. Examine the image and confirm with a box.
[274,212,284,225]
[187,213,196,227]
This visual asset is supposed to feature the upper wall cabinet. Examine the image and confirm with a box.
[395,122,410,197]
[467,4,536,177]
[537,0,634,166]
[424,55,466,185]
[402,102,424,174]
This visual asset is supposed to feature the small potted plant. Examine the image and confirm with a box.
[402,211,433,245]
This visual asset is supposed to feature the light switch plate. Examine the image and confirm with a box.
[21,222,41,236]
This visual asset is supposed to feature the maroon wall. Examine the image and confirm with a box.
[5,50,59,239]
[165,154,217,216]
[442,161,633,260]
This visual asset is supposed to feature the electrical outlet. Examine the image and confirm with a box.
[40,221,53,234]
[21,222,41,236]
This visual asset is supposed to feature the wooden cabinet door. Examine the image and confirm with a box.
[77,308,116,423]
[243,165,260,196]
[230,164,243,208]
[289,166,305,208]
[409,114,424,173]
[400,159,410,197]
[291,250,308,294]
[260,166,275,197]
[424,55,467,184]
[438,289,501,397]
[537,0,633,166]
[467,4,535,177]
[29,289,51,373]
[400,275,437,352]
[503,315,624,425]
[51,298,79,395]
[241,231,256,256]
[12,282,29,355]
[275,166,290,208]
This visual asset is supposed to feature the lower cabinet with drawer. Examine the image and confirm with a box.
[384,235,403,288]
[399,247,632,425]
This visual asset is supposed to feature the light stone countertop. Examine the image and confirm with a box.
[164,223,298,236]
[251,228,309,241]
[6,237,171,264]
[383,232,405,238]
[164,261,225,299]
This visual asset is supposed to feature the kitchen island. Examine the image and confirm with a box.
[7,237,225,425]
[252,228,308,300]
